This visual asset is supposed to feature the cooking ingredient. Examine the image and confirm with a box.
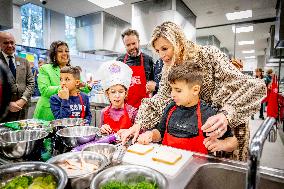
[1,176,32,189]
[127,143,154,155]
[101,180,158,189]
[152,150,182,165]
[1,175,56,189]
[57,159,99,176]
[28,175,57,189]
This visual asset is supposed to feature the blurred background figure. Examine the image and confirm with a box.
[38,58,45,68]
[30,61,40,97]
[251,68,265,120]
[264,69,273,87]
[0,63,12,121]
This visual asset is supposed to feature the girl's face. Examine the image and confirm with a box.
[106,84,127,109]
[56,45,70,67]
[153,37,175,66]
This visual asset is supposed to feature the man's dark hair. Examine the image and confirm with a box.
[168,61,204,87]
[121,29,140,40]
[49,40,70,67]
[60,66,80,80]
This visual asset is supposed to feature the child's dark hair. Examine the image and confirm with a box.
[168,61,203,86]
[60,66,81,80]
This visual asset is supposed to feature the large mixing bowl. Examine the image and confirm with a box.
[47,151,108,189]
[0,130,48,159]
[90,165,168,189]
[56,126,100,147]
[0,161,68,189]
[82,143,116,163]
[50,118,88,132]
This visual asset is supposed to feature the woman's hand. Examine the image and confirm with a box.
[100,124,113,135]
[201,113,228,138]
[137,131,153,145]
[117,124,141,145]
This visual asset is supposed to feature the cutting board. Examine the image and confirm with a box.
[122,143,193,178]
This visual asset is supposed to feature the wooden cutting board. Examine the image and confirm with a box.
[122,143,193,178]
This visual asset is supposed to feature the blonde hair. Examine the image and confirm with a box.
[150,21,199,64]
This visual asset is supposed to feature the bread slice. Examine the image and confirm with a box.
[152,150,182,165]
[127,143,154,155]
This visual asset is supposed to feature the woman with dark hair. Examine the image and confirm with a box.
[33,41,90,121]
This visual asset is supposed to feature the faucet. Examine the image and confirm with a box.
[246,117,276,189]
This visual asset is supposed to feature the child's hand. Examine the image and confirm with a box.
[137,131,153,145]
[100,124,113,135]
[203,137,225,152]
[58,87,69,99]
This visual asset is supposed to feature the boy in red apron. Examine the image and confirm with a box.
[137,61,238,155]
[50,66,92,124]
[98,61,137,134]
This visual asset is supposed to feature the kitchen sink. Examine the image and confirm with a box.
[185,163,284,189]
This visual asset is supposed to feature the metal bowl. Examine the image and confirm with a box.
[82,143,116,163]
[47,151,108,189]
[0,161,68,189]
[0,119,51,131]
[90,165,168,189]
[56,126,100,147]
[0,130,49,159]
[50,118,88,132]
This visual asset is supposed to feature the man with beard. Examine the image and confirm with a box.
[0,32,34,122]
[117,29,155,108]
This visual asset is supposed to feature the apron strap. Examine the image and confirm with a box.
[78,94,85,119]
[123,53,144,66]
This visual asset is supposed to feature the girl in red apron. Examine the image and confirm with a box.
[137,62,238,155]
[98,61,138,135]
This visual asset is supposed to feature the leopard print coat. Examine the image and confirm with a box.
[135,45,266,161]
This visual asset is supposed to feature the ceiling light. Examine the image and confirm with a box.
[238,40,254,45]
[226,10,252,21]
[242,50,255,54]
[245,56,255,59]
[88,0,124,9]
[232,25,253,33]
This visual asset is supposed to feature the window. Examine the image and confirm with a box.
[21,3,44,48]
[65,16,77,55]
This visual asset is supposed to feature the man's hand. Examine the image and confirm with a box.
[16,99,26,108]
[8,102,22,112]
[58,87,69,100]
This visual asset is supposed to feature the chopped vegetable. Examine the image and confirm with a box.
[1,176,32,189]
[1,175,57,189]
[101,177,158,189]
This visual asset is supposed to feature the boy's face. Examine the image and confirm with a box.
[60,73,79,92]
[170,80,200,107]
[106,84,127,108]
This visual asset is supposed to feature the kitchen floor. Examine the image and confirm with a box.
[249,111,284,170]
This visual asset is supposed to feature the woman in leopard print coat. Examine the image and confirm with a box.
[119,21,266,161]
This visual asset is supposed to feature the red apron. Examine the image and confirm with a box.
[69,94,85,119]
[123,53,147,108]
[162,101,208,154]
[103,104,132,132]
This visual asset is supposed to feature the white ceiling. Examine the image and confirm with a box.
[13,0,277,63]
